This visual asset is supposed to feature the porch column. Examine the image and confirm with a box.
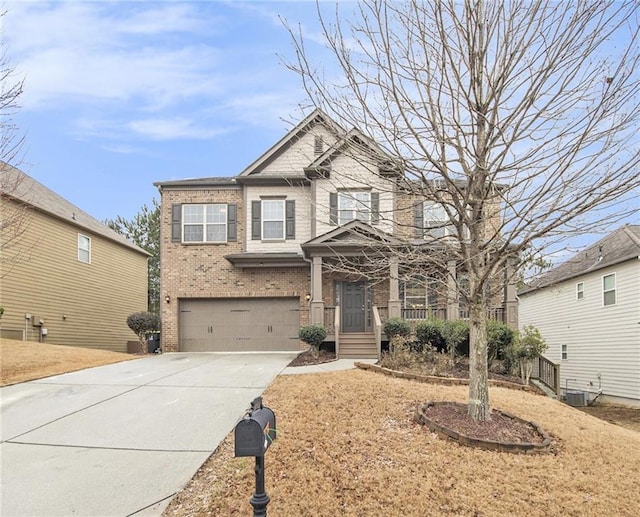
[446,260,459,321]
[503,257,519,328]
[388,257,401,318]
[310,256,325,325]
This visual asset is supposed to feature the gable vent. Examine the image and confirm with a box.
[314,135,323,155]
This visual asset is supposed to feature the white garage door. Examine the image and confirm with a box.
[179,298,301,352]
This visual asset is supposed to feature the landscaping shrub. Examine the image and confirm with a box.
[298,324,327,358]
[442,319,470,358]
[383,317,411,338]
[126,312,160,354]
[380,339,414,369]
[487,320,516,364]
[415,319,446,353]
[505,325,547,384]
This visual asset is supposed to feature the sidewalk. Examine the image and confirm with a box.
[281,358,377,375]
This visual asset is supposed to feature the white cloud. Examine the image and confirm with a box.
[127,117,230,141]
[3,0,317,143]
[5,2,224,110]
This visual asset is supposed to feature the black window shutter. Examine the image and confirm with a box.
[227,204,237,242]
[285,200,295,239]
[371,193,380,225]
[251,200,261,240]
[414,202,424,237]
[171,204,182,242]
[329,192,338,225]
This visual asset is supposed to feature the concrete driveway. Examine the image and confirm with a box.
[0,352,297,517]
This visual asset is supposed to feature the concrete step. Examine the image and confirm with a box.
[338,333,377,359]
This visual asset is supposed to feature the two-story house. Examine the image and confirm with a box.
[1,163,149,352]
[155,110,517,358]
[519,225,640,407]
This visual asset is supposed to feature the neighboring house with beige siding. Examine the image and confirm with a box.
[155,110,518,357]
[0,164,149,352]
[519,225,640,407]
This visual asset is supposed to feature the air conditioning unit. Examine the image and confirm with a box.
[565,390,588,407]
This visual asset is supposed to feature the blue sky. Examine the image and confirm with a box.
[4,0,339,222]
[4,0,637,259]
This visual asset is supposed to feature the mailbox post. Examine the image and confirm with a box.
[234,397,276,517]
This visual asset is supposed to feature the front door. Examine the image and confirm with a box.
[342,281,366,332]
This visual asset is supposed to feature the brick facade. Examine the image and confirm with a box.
[159,187,312,352]
[156,110,517,353]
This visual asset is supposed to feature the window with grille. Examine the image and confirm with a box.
[78,234,91,263]
[182,204,227,243]
[602,273,616,306]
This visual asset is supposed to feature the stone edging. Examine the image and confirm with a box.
[415,401,553,454]
[354,362,542,394]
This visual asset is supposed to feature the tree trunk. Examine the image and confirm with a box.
[468,302,491,421]
[138,336,148,355]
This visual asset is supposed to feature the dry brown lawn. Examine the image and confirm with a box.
[165,369,640,517]
[0,338,136,386]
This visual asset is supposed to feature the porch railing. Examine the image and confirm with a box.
[458,307,506,322]
[401,307,447,321]
[323,304,507,338]
[535,355,560,395]
[372,306,382,359]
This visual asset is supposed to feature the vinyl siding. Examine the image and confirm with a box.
[260,125,339,176]
[519,259,640,404]
[0,202,148,352]
[245,185,312,253]
[314,150,395,236]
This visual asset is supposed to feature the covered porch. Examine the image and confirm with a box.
[301,221,519,359]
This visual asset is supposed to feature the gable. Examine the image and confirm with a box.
[238,109,344,179]
[258,124,340,177]
[303,220,400,246]
[305,129,399,179]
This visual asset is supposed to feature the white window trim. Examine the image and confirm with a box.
[261,199,285,241]
[576,282,584,300]
[561,344,568,360]
[182,204,227,243]
[602,273,616,307]
[338,191,371,225]
[402,276,439,319]
[424,201,455,238]
[78,234,91,264]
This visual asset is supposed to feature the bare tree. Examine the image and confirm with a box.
[1,10,31,279]
[285,0,640,420]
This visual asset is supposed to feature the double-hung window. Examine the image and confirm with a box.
[182,204,227,243]
[78,234,91,263]
[423,202,454,238]
[338,191,371,224]
[262,200,285,240]
[251,199,295,241]
[602,273,616,306]
[576,282,584,300]
[329,191,379,226]
[402,276,439,318]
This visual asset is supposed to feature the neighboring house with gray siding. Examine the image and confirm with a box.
[155,110,518,358]
[519,225,640,407]
[0,163,149,352]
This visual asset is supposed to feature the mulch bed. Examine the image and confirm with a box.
[423,402,545,444]
[287,349,336,367]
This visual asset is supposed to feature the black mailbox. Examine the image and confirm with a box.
[235,400,276,457]
[234,397,276,516]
